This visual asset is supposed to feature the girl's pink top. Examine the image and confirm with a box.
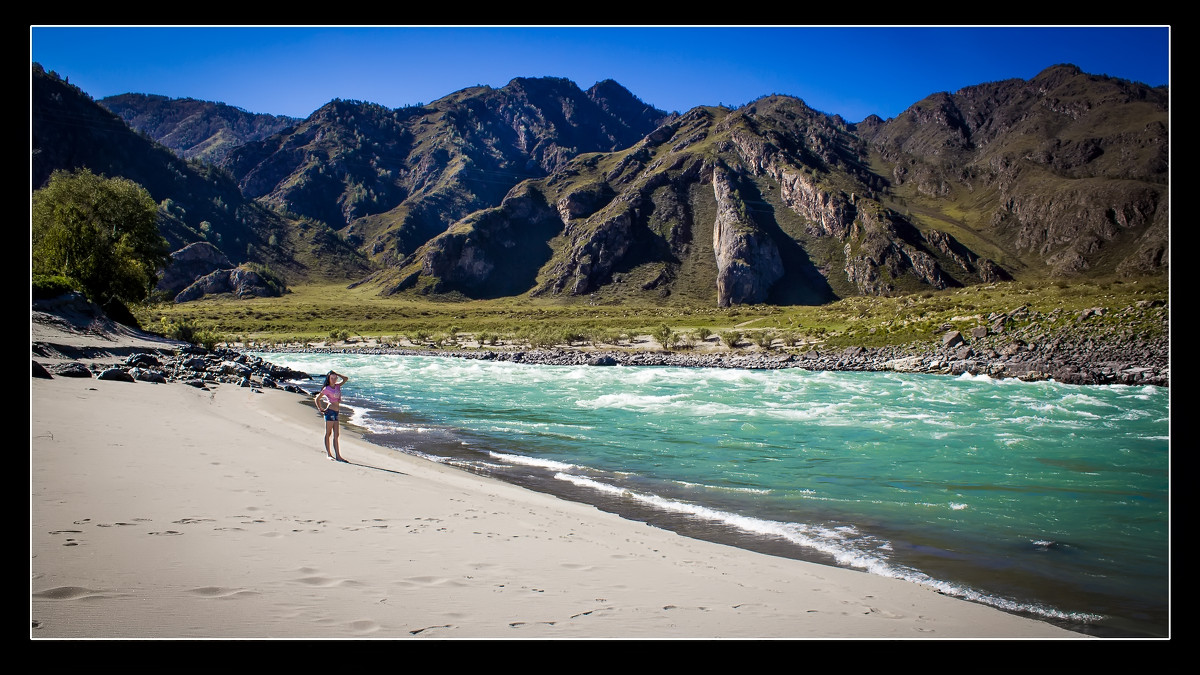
[321,385,341,405]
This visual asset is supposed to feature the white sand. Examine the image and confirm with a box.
[30,322,1086,638]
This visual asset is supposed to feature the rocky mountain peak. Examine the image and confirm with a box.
[100,92,299,163]
[39,63,1168,307]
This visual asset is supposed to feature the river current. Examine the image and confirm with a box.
[259,351,1170,637]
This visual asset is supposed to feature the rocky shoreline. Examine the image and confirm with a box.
[32,326,1170,395]
[32,344,316,393]
[32,293,1169,389]
[248,303,1169,388]
[254,337,1168,388]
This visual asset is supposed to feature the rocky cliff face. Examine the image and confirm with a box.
[728,126,858,239]
[711,165,783,306]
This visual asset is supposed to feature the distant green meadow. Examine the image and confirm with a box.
[136,276,1167,352]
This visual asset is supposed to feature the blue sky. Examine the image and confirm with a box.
[30,26,1170,123]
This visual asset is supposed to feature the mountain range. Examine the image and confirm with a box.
[32,62,1168,306]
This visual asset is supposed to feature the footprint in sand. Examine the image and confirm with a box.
[852,597,905,619]
[188,586,260,599]
[342,523,389,532]
[395,576,467,589]
[148,530,183,536]
[349,619,380,634]
[33,586,106,600]
[295,576,338,586]
[293,576,362,588]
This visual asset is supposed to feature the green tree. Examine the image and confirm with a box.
[653,323,675,350]
[32,169,169,305]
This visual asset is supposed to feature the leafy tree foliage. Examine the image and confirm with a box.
[32,169,169,304]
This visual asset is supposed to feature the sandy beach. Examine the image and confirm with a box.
[31,321,1086,639]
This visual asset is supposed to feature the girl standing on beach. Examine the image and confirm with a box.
[315,370,349,462]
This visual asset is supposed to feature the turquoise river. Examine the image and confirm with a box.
[258,351,1170,637]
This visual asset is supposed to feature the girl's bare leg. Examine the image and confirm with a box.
[332,423,343,461]
[324,421,336,459]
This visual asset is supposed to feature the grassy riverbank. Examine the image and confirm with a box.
[134,276,1168,353]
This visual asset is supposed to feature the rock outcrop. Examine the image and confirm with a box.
[992,180,1166,276]
[174,267,283,302]
[729,127,857,239]
[843,204,951,295]
[157,242,233,297]
[397,184,564,297]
